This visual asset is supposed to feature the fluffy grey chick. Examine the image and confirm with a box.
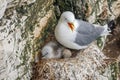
[41,41,63,59]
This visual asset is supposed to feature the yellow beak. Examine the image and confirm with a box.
[68,22,74,31]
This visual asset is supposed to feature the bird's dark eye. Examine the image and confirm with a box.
[42,52,48,57]
[65,18,67,21]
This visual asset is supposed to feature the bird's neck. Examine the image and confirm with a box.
[59,18,64,23]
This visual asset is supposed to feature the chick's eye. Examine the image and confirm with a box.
[42,51,48,57]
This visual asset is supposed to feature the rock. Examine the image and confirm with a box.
[0,0,7,19]
[0,0,55,79]
[112,0,120,17]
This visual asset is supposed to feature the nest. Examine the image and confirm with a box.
[31,43,110,80]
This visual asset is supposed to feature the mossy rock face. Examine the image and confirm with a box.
[55,0,117,22]
[0,0,56,79]
[54,0,87,20]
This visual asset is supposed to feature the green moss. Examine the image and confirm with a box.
[34,12,57,52]
[110,62,119,80]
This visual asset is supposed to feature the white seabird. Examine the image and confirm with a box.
[55,11,115,50]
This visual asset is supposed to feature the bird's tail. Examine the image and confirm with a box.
[101,20,115,36]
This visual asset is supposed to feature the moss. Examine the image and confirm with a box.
[110,62,119,80]
[34,11,57,52]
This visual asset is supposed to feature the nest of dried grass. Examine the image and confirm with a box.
[31,43,112,80]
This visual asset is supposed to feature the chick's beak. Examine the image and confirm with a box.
[68,22,75,31]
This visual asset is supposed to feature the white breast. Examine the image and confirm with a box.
[55,22,83,50]
[55,22,75,40]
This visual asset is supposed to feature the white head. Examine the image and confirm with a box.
[60,11,75,31]
[41,46,54,59]
[60,11,75,22]
[41,42,62,59]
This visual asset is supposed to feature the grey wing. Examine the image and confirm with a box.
[76,20,97,34]
[74,20,104,46]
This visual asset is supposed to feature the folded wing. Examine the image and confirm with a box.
[74,20,104,46]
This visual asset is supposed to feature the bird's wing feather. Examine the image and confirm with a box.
[74,20,104,46]
[76,20,97,34]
